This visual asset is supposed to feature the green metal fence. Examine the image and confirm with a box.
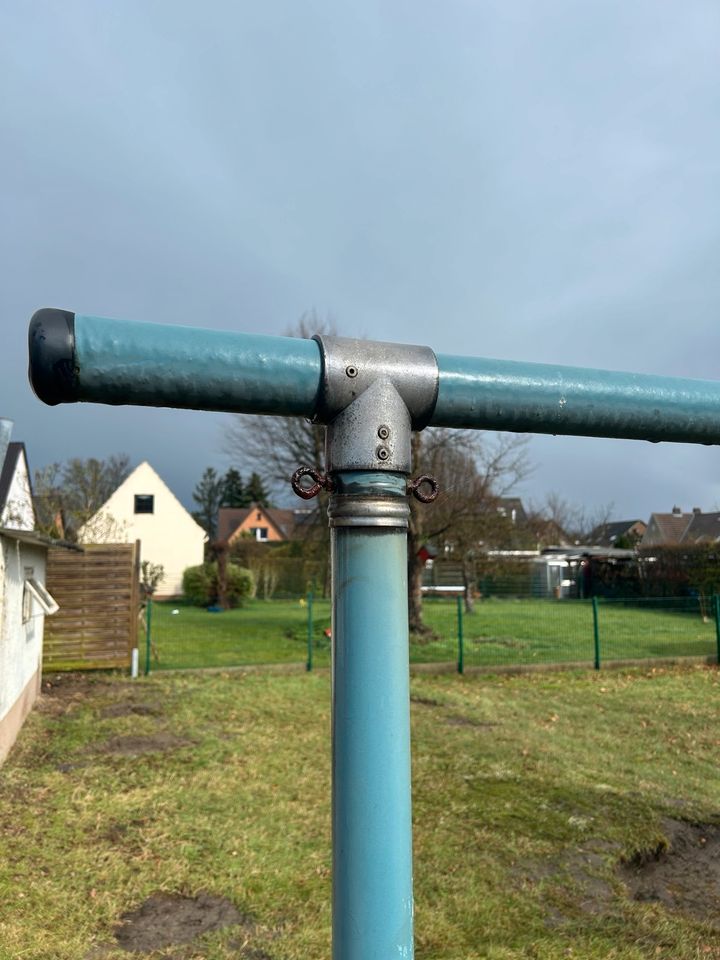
[142,593,720,674]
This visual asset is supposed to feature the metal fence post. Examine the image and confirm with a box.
[592,596,600,670]
[306,589,313,672]
[145,598,152,676]
[714,594,720,665]
[457,594,464,674]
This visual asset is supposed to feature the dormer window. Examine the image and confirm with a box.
[134,495,154,514]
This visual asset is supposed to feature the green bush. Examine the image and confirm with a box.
[182,562,254,608]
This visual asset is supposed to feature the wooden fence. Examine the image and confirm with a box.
[44,542,140,671]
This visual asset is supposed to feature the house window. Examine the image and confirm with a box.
[251,527,269,541]
[134,495,154,514]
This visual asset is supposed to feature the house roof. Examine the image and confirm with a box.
[218,503,311,543]
[642,511,693,545]
[588,519,645,547]
[680,511,720,544]
[0,442,25,513]
[79,461,207,540]
[0,527,79,551]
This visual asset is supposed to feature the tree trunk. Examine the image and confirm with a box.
[215,541,229,609]
[462,555,476,613]
[407,528,433,637]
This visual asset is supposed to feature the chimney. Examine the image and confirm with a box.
[0,418,12,471]
[693,507,702,515]
[672,505,683,516]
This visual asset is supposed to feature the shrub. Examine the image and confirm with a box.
[182,562,254,608]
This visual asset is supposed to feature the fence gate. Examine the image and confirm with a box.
[44,541,140,671]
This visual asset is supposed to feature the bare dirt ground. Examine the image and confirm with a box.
[113,891,248,952]
[621,817,720,927]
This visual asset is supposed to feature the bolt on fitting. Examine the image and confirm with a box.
[376,446,390,461]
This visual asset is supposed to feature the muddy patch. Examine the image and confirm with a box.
[114,891,247,952]
[95,732,193,756]
[620,817,720,926]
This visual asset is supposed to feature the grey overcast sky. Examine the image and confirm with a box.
[2,0,719,518]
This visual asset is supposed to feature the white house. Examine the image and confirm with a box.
[78,461,206,596]
[0,420,59,764]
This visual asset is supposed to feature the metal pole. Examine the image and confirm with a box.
[714,595,720,665]
[306,589,313,672]
[457,594,464,675]
[329,473,413,960]
[592,596,600,671]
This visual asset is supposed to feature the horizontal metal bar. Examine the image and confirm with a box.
[28,308,720,444]
[28,309,321,417]
[431,354,720,443]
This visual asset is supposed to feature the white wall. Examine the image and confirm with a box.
[79,462,206,596]
[0,453,34,531]
[0,538,45,725]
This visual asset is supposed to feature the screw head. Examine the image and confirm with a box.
[345,365,358,378]
[377,425,390,440]
[376,445,390,461]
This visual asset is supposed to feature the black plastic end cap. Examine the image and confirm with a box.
[28,308,79,405]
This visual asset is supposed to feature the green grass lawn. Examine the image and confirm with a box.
[146,597,718,672]
[2,665,720,958]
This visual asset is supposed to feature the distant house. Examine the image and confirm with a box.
[496,497,528,527]
[217,503,313,545]
[78,461,206,597]
[678,510,720,545]
[0,423,59,764]
[640,507,694,547]
[588,519,646,548]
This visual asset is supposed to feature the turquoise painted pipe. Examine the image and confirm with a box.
[331,481,413,959]
[28,310,321,417]
[28,309,720,443]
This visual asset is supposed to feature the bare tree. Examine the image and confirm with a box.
[34,454,131,540]
[526,492,614,546]
[408,430,532,633]
[223,312,336,585]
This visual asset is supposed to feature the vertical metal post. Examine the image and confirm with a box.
[306,589,314,672]
[592,596,600,670]
[714,595,720,665]
[145,598,152,676]
[457,594,464,674]
[330,473,414,960]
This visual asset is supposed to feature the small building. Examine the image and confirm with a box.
[531,546,636,599]
[218,503,312,544]
[78,461,206,597]
[0,421,59,764]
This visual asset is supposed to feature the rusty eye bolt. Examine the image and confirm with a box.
[291,466,335,500]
